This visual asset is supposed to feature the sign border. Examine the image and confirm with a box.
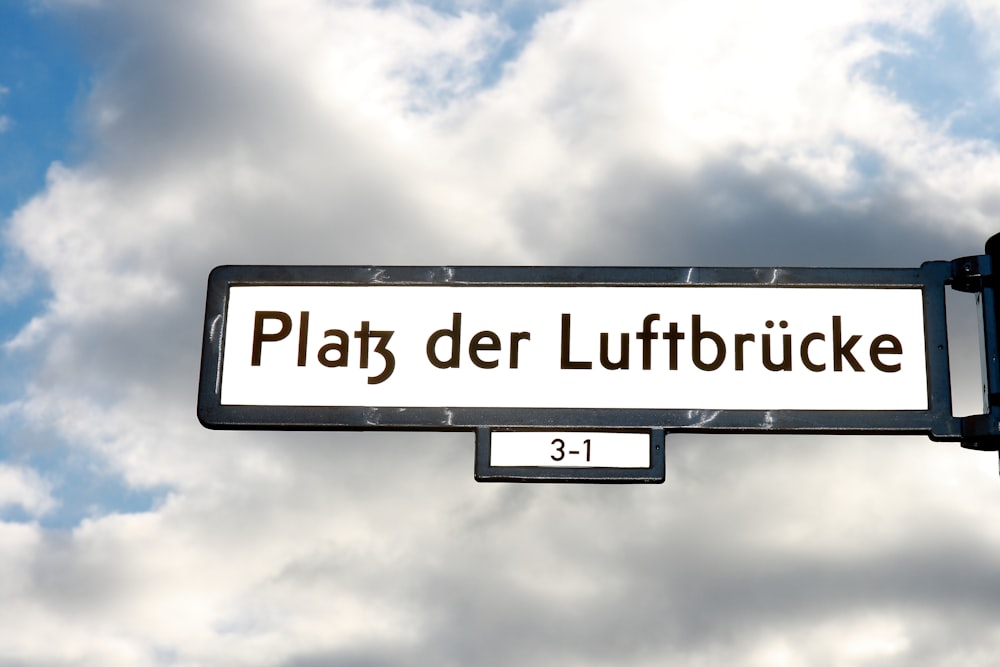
[197,262,960,440]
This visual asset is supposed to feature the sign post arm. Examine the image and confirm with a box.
[955,234,1000,452]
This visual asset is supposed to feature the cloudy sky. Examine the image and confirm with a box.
[2,0,1000,664]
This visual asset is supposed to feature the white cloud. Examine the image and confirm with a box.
[3,0,1000,665]
[0,463,55,517]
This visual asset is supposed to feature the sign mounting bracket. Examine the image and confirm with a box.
[952,237,1000,453]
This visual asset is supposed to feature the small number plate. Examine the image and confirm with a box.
[474,429,665,483]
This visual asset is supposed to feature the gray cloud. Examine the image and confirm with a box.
[513,157,986,267]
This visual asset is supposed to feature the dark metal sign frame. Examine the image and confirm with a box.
[198,253,999,447]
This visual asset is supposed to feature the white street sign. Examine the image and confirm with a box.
[218,285,928,411]
[489,431,652,468]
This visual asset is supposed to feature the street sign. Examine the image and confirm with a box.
[217,283,926,411]
[197,235,1000,481]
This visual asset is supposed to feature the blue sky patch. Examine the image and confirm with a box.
[396,0,560,111]
[0,429,168,530]
[865,6,1000,143]
[0,2,90,352]
[0,1,91,219]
